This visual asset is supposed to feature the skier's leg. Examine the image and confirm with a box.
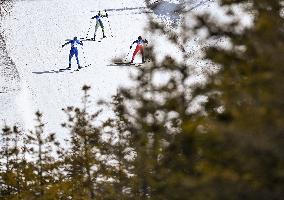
[94,21,99,40]
[75,49,81,69]
[140,47,145,63]
[99,20,106,38]
[131,45,141,63]
[69,50,75,68]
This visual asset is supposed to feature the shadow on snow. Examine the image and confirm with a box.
[32,68,71,74]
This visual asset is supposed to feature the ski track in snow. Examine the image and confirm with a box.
[1,0,215,136]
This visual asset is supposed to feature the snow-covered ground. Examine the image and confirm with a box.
[0,0,215,136]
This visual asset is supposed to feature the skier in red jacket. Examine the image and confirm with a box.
[130,36,148,64]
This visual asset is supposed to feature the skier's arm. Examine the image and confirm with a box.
[62,40,71,48]
[91,15,97,19]
[130,40,138,49]
[144,39,148,44]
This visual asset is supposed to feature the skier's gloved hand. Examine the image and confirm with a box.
[130,46,132,49]
[106,13,108,17]
[62,45,64,48]
[145,39,148,44]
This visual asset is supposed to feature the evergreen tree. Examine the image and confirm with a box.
[112,0,284,199]
[24,111,60,199]
[0,125,20,198]
[186,0,284,199]
[117,26,193,200]
[61,85,105,200]
[98,94,135,199]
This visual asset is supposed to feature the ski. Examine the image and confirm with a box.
[59,67,71,71]
[113,59,150,66]
[70,64,92,73]
[113,62,142,67]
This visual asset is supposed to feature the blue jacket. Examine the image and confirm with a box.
[132,39,148,46]
[66,39,83,50]
[91,13,108,21]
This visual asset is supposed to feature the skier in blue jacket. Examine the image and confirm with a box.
[62,37,83,69]
[91,11,108,41]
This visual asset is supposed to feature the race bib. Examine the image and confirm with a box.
[71,40,80,48]
[137,40,144,45]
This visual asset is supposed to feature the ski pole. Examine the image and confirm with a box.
[81,46,89,67]
[85,19,93,39]
[105,10,114,37]
[124,48,132,62]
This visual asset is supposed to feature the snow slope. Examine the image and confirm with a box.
[1,0,214,136]
[0,34,21,126]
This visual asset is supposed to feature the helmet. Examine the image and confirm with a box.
[74,36,77,40]
[138,36,142,40]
